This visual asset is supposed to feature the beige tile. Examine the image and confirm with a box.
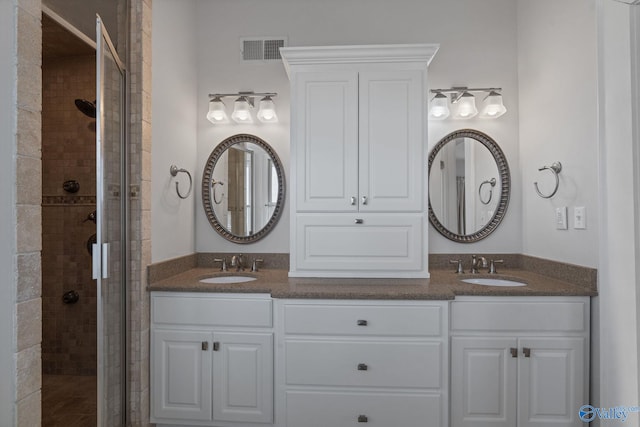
[16,205,41,253]
[16,107,41,158]
[17,298,41,351]
[16,155,41,205]
[17,6,41,62]
[16,344,41,400]
[16,389,41,427]
[18,0,41,18]
[17,252,41,302]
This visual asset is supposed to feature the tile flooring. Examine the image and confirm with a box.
[42,375,96,427]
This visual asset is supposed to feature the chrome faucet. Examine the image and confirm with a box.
[231,254,245,271]
[471,255,487,274]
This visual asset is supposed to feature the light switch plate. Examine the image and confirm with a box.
[556,206,568,230]
[574,206,586,229]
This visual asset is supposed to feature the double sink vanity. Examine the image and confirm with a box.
[149,44,596,427]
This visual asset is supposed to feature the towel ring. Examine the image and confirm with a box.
[212,180,224,205]
[169,165,192,199]
[533,161,562,199]
[478,178,496,205]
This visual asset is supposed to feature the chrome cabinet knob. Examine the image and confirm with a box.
[357,319,368,326]
[357,363,368,371]
[358,415,368,423]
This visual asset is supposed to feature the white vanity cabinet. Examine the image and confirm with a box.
[276,299,449,427]
[151,292,274,426]
[281,44,438,278]
[449,297,590,427]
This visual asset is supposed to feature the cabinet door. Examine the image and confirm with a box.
[151,329,213,422]
[213,332,274,424]
[359,70,424,212]
[518,337,586,427]
[451,337,517,427]
[294,71,359,212]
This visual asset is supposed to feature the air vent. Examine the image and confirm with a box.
[241,37,287,61]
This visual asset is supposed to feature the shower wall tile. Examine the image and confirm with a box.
[17,101,42,158]
[16,298,42,351]
[17,155,41,205]
[17,252,41,302]
[16,344,41,401]
[41,54,97,377]
[16,389,41,427]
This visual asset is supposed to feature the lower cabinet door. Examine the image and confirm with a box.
[450,337,517,427]
[151,329,213,422]
[213,332,274,424]
[286,390,442,427]
[518,337,586,427]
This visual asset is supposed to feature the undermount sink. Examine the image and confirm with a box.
[200,275,257,284]
[461,278,527,287]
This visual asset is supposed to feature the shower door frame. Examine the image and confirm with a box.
[95,14,128,427]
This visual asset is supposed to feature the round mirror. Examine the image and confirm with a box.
[428,129,510,243]
[202,134,286,243]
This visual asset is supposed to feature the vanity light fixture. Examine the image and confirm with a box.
[429,87,506,120]
[479,90,507,118]
[207,92,278,124]
[428,92,450,120]
[206,97,229,124]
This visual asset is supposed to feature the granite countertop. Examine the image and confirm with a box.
[147,267,597,300]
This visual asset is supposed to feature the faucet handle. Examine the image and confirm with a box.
[449,259,464,274]
[251,258,264,272]
[488,259,504,274]
[213,258,228,272]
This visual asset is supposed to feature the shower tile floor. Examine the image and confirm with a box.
[42,375,96,427]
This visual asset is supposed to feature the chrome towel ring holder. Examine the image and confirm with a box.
[211,180,224,205]
[478,178,496,205]
[169,165,192,199]
[534,161,562,199]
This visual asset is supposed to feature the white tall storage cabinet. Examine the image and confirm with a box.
[281,44,438,278]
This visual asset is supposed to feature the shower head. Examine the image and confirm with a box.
[74,99,96,118]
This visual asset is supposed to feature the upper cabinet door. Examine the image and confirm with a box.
[359,69,425,212]
[295,71,359,212]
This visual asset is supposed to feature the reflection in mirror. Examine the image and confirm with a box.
[202,134,285,243]
[428,129,510,243]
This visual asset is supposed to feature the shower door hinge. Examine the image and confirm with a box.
[91,242,110,280]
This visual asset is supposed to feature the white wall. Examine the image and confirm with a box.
[191,0,522,254]
[151,0,198,262]
[596,0,639,420]
[518,0,599,268]
[0,0,16,421]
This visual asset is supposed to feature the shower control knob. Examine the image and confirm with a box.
[63,180,80,193]
[62,290,79,304]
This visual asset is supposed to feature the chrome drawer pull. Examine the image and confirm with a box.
[523,347,531,358]
[357,363,368,371]
[510,347,517,358]
[357,319,368,326]
[361,195,368,205]
[358,415,368,423]
[355,218,364,224]
[201,341,208,351]
[350,196,356,205]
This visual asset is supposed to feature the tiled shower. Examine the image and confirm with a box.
[42,52,97,377]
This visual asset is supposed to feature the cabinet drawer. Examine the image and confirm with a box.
[294,214,424,274]
[284,303,443,336]
[152,294,272,328]
[450,299,588,332]
[286,340,442,388]
[286,390,441,427]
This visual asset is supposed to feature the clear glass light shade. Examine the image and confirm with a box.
[453,92,478,119]
[231,97,253,123]
[479,91,507,118]
[429,93,450,120]
[206,98,229,124]
[257,96,278,123]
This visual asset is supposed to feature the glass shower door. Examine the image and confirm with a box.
[95,15,127,427]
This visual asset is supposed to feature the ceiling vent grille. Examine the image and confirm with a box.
[241,37,287,61]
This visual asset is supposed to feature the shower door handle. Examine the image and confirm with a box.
[102,243,109,279]
[91,243,110,279]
